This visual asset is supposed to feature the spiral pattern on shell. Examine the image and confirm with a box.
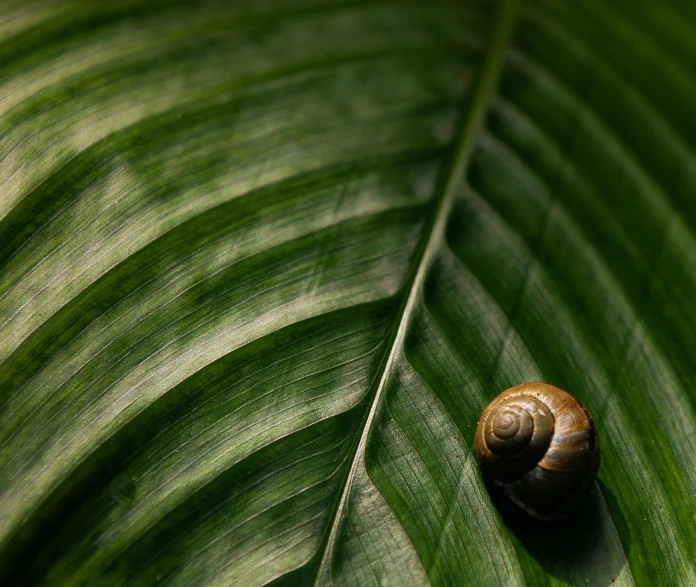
[474,382,599,522]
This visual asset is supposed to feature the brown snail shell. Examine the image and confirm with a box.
[474,382,599,522]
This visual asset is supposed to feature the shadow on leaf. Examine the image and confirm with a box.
[490,481,631,586]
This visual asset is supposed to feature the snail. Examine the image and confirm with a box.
[474,382,599,522]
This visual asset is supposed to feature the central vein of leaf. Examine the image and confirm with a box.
[312,0,524,582]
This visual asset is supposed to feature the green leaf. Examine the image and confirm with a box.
[0,0,694,584]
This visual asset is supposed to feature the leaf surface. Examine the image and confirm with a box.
[0,0,694,585]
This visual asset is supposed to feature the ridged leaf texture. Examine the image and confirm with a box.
[1,0,695,585]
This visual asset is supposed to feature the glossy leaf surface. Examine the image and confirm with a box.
[1,0,695,585]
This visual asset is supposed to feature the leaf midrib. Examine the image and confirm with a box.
[311,0,524,582]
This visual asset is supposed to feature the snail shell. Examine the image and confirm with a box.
[474,382,599,522]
